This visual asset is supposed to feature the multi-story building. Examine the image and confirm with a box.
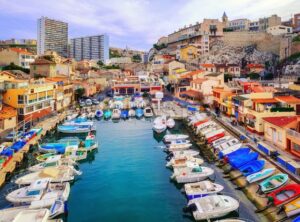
[0,48,35,69]
[227,19,250,31]
[294,13,300,32]
[0,39,37,45]
[167,18,224,53]
[2,79,55,121]
[37,17,68,57]
[258,14,281,31]
[69,35,109,63]
[249,21,259,31]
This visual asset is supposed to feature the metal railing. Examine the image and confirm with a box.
[287,128,300,138]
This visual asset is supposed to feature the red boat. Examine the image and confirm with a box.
[207,132,225,144]
[267,184,300,206]
[193,119,209,127]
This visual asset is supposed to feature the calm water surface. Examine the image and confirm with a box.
[0,119,264,222]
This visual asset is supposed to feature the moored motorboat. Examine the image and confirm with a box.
[238,159,265,176]
[36,153,59,162]
[121,109,129,119]
[267,184,300,206]
[64,145,88,161]
[166,156,203,168]
[57,124,95,134]
[219,145,249,159]
[6,179,70,207]
[167,150,199,160]
[171,166,214,183]
[184,180,224,200]
[228,152,259,169]
[259,173,289,194]
[284,196,300,217]
[153,116,167,134]
[246,168,276,184]
[167,143,192,152]
[15,165,80,185]
[112,109,121,120]
[104,109,112,119]
[163,134,189,143]
[135,108,144,118]
[166,118,175,128]
[144,107,153,117]
[184,195,239,220]
[95,110,103,118]
[29,156,75,172]
[129,109,135,117]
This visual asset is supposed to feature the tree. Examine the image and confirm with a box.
[132,54,142,63]
[224,73,233,82]
[75,88,86,100]
[248,72,260,80]
[2,62,30,74]
[97,60,104,67]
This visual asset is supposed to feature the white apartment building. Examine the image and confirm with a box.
[37,17,68,57]
[69,35,109,63]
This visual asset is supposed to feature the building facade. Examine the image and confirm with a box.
[294,13,300,32]
[0,48,35,69]
[267,25,293,35]
[69,35,109,62]
[227,19,250,31]
[37,17,68,57]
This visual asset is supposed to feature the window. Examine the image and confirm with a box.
[292,142,300,152]
[18,95,24,104]
[35,103,43,110]
[278,132,282,142]
[26,106,34,113]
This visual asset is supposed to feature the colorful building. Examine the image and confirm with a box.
[3,79,55,121]
[178,45,199,62]
[0,48,35,69]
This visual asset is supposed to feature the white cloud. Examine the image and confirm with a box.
[0,0,299,49]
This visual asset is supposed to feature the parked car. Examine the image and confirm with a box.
[85,99,93,106]
[92,99,100,105]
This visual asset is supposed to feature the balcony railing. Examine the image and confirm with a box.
[287,128,300,138]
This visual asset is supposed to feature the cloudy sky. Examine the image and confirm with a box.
[0,0,299,50]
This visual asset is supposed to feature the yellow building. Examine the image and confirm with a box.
[30,58,56,78]
[179,45,199,62]
[3,79,55,121]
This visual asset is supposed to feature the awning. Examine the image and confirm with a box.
[180,90,202,99]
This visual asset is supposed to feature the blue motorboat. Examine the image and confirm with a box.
[39,137,80,154]
[121,110,129,119]
[238,159,265,176]
[135,108,144,118]
[222,147,251,159]
[58,124,94,134]
[74,117,88,123]
[228,152,259,169]
[95,110,103,118]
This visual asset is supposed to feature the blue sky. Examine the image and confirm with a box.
[0,0,299,51]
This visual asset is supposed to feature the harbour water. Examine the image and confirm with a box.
[0,119,265,222]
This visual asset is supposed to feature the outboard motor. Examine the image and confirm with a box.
[183,203,197,213]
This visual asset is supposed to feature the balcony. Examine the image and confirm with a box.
[287,129,300,139]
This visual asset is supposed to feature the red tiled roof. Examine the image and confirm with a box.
[263,116,297,127]
[252,98,278,104]
[251,86,277,93]
[0,106,17,120]
[9,48,33,55]
[247,63,264,69]
[275,96,300,104]
[201,64,215,68]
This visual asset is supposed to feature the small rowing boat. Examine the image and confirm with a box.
[246,168,276,184]
[259,173,289,194]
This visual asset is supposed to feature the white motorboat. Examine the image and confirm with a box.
[152,116,167,133]
[166,118,175,128]
[170,150,199,158]
[28,157,76,172]
[196,121,216,133]
[214,138,241,152]
[171,166,214,183]
[112,109,121,120]
[0,208,59,222]
[184,180,224,200]
[205,128,225,139]
[144,107,153,117]
[199,126,219,136]
[166,156,203,168]
[211,136,232,147]
[185,195,239,220]
[168,139,190,145]
[6,179,70,207]
[188,113,207,126]
[167,143,192,152]
[128,109,135,117]
[15,166,80,185]
[163,134,189,143]
[218,143,243,158]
